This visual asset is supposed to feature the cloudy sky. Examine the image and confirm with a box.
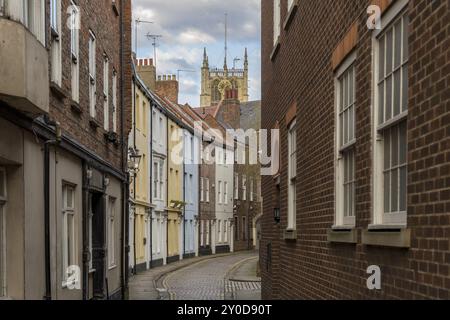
[132,0,261,107]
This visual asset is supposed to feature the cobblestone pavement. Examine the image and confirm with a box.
[128,251,259,300]
[225,257,262,300]
[164,251,260,300]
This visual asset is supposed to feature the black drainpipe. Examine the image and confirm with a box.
[119,0,129,299]
[43,116,61,300]
[133,78,137,273]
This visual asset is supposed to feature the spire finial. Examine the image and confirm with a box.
[203,47,209,68]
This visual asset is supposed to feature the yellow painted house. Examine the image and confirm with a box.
[166,111,184,263]
[130,79,152,272]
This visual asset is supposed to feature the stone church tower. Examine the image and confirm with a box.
[200,48,249,107]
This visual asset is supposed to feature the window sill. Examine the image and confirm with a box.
[108,265,117,271]
[89,117,101,130]
[70,100,82,115]
[270,39,281,61]
[362,228,411,248]
[112,2,120,16]
[328,227,357,244]
[283,3,298,31]
[283,229,297,241]
[50,81,67,101]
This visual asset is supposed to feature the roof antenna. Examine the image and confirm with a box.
[224,13,228,71]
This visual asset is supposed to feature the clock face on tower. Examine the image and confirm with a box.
[217,79,232,96]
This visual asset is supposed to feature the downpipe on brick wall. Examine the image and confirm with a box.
[119,0,130,299]
[42,115,62,300]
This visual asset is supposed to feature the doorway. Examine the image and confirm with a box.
[88,191,106,299]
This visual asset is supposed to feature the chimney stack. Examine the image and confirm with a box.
[135,58,156,90]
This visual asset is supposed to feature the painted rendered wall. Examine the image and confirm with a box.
[133,86,152,269]
[167,119,183,260]
[214,146,234,252]
[183,129,199,257]
[151,105,168,266]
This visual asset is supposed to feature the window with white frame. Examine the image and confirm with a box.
[273,0,281,46]
[112,70,117,132]
[70,2,79,102]
[3,0,46,44]
[287,120,297,230]
[108,197,116,268]
[159,161,164,200]
[234,174,239,200]
[50,0,62,86]
[373,0,409,226]
[205,178,210,203]
[62,184,76,287]
[89,31,97,118]
[103,55,109,130]
[218,220,222,243]
[288,0,295,11]
[157,218,161,254]
[189,175,193,204]
[250,179,254,202]
[200,178,204,202]
[200,221,204,247]
[335,53,356,228]
[0,167,7,297]
[159,117,164,146]
[224,182,228,205]
[242,175,247,201]
[224,221,228,243]
[206,222,210,246]
[153,160,164,200]
[218,181,222,204]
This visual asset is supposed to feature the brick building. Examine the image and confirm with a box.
[261,0,449,299]
[211,95,262,252]
[0,0,132,300]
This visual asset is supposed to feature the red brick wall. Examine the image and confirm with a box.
[261,0,450,300]
[156,76,179,104]
[48,0,132,172]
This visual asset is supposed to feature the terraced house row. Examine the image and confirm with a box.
[0,0,261,300]
[128,55,262,274]
[0,0,132,299]
[261,0,449,299]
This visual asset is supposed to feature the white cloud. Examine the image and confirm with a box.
[177,28,216,45]
[132,0,261,106]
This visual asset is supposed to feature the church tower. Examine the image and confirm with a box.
[199,47,249,107]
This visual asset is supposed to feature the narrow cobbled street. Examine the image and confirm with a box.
[129,251,261,300]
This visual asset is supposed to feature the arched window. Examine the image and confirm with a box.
[211,79,221,103]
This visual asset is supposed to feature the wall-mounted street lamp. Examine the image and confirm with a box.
[128,147,142,177]
[274,207,280,223]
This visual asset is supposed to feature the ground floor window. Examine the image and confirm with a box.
[107,197,116,269]
[218,220,222,243]
[200,221,204,247]
[206,222,210,246]
[62,184,76,287]
[224,221,228,243]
